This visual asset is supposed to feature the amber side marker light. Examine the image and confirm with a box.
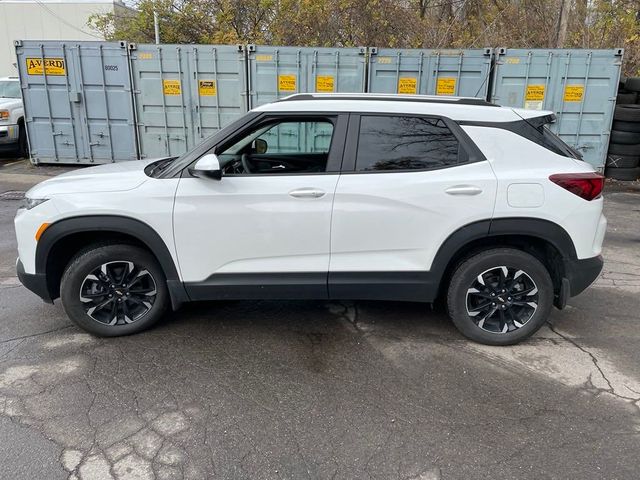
[35,223,50,241]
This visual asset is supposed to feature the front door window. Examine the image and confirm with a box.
[218,120,334,175]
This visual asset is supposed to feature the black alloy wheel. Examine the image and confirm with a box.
[79,260,158,326]
[465,266,539,334]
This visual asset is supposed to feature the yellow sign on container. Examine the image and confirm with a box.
[436,77,456,95]
[524,84,545,110]
[278,74,296,92]
[198,80,217,96]
[316,75,334,92]
[525,84,545,101]
[163,80,181,96]
[398,77,417,94]
[564,85,585,102]
[255,55,273,62]
[26,58,65,76]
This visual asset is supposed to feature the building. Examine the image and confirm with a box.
[0,0,132,77]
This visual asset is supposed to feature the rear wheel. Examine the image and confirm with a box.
[446,248,553,345]
[60,244,169,336]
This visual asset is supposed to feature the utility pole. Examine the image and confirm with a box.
[555,0,571,48]
[154,9,160,44]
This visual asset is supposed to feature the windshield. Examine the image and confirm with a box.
[0,81,20,99]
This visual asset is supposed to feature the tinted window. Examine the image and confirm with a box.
[254,121,333,154]
[356,116,461,171]
[219,119,334,174]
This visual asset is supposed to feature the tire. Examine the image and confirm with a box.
[606,154,640,168]
[614,104,640,122]
[605,166,640,181]
[17,122,28,158]
[446,248,553,346]
[607,142,640,156]
[616,92,637,104]
[619,77,627,90]
[612,120,640,133]
[610,129,640,144]
[623,77,640,93]
[60,244,169,336]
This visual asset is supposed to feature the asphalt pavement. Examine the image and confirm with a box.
[1,156,640,480]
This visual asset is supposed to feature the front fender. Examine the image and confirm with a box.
[36,215,188,309]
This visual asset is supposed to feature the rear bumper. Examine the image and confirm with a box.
[16,258,53,303]
[565,255,604,297]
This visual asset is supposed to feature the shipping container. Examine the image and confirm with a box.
[367,48,493,98]
[15,40,137,164]
[489,48,623,169]
[246,45,367,108]
[129,43,248,159]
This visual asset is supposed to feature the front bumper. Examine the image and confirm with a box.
[16,258,53,303]
[0,124,19,145]
[565,255,604,297]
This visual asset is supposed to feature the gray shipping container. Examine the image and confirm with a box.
[367,48,493,98]
[129,43,248,159]
[246,45,367,108]
[490,48,623,169]
[15,40,138,164]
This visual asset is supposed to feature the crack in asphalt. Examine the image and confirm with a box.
[0,325,75,345]
[547,322,640,411]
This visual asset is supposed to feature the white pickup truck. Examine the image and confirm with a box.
[0,77,27,157]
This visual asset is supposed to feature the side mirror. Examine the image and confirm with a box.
[188,153,222,180]
[255,138,267,154]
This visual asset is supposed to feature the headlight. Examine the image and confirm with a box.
[0,110,9,120]
[21,197,49,210]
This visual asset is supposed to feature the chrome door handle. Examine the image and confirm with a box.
[445,185,483,196]
[289,188,326,199]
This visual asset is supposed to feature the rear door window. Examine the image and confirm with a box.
[355,115,464,172]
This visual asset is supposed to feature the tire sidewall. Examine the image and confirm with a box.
[610,129,640,145]
[18,123,28,157]
[614,105,640,122]
[447,249,554,346]
[606,154,639,168]
[604,166,640,181]
[61,245,168,336]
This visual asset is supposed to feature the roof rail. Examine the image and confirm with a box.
[276,93,498,107]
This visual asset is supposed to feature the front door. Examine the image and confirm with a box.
[173,114,347,299]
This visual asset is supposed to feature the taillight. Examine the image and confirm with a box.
[549,173,604,201]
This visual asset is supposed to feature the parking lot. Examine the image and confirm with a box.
[1,157,640,480]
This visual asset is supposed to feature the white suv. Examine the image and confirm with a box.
[15,94,606,345]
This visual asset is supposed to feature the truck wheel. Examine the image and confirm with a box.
[18,123,28,158]
[60,244,169,336]
[446,248,553,345]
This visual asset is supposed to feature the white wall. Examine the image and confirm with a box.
[0,0,127,77]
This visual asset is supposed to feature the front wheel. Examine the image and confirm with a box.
[17,122,28,158]
[60,244,169,336]
[446,248,554,345]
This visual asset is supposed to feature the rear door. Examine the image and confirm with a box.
[329,113,497,300]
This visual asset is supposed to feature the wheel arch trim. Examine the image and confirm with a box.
[430,217,577,295]
[36,215,188,309]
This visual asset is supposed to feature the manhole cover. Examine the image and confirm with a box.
[0,190,25,200]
